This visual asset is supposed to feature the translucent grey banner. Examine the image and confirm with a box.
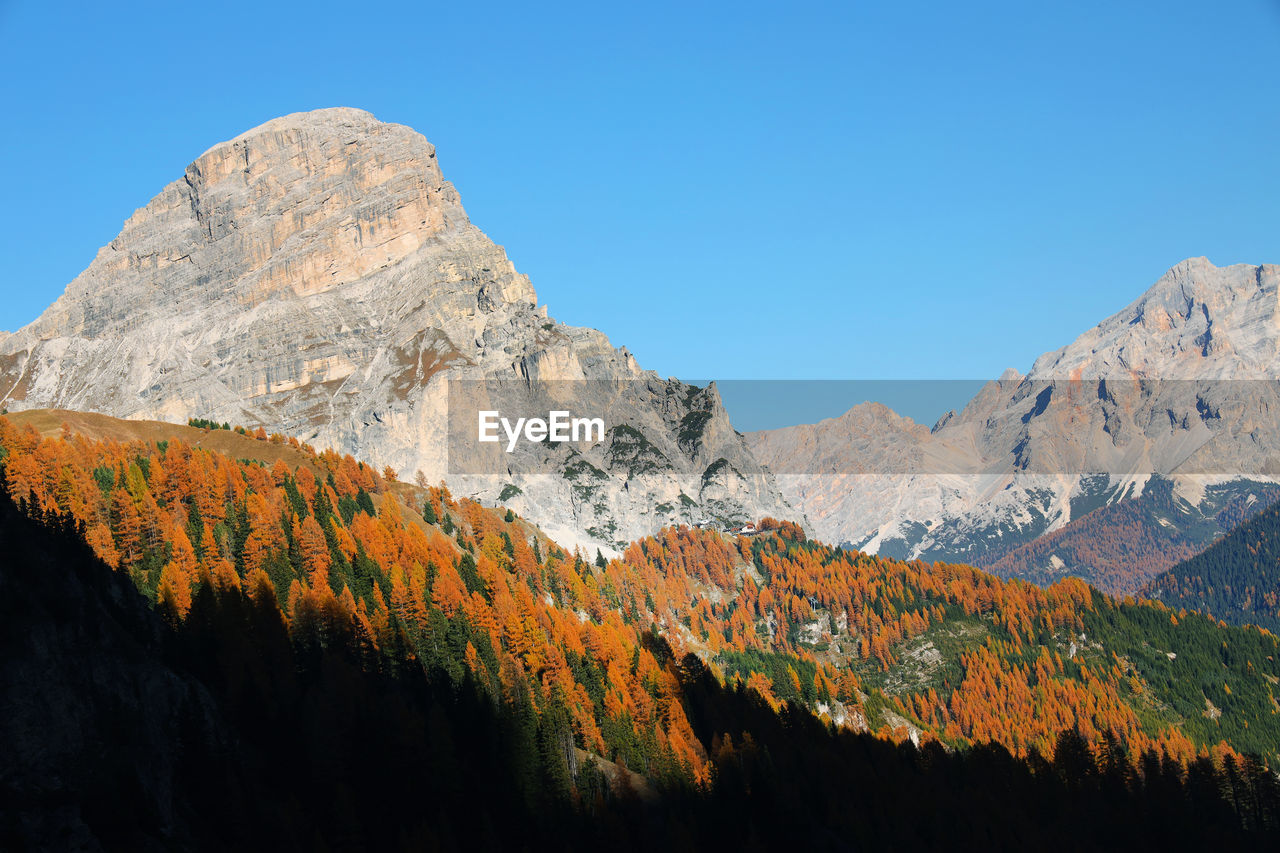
[446,378,1280,477]
[446,377,734,477]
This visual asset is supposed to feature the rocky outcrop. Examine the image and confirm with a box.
[749,258,1280,577]
[0,108,795,550]
[1031,257,1280,379]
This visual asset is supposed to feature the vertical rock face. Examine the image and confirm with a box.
[0,108,795,550]
[749,258,1280,587]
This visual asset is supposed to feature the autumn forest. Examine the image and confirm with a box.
[3,414,1280,849]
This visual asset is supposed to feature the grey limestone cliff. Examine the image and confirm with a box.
[749,258,1280,575]
[0,108,796,551]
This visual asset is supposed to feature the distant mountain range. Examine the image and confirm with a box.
[749,257,1280,593]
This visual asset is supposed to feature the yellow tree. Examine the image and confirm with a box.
[158,527,199,618]
[295,514,332,588]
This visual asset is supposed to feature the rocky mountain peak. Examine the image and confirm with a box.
[0,109,795,552]
[197,107,386,155]
[1125,256,1270,335]
[26,107,535,348]
[1030,257,1280,379]
[751,256,1280,578]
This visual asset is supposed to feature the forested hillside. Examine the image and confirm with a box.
[3,413,1280,849]
[1148,497,1280,632]
[5,484,1278,850]
[982,477,1280,596]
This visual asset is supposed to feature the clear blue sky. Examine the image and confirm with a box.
[2,1,1278,427]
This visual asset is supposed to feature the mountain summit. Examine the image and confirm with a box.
[1030,257,1280,380]
[750,257,1280,592]
[3,107,534,418]
[0,108,794,549]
